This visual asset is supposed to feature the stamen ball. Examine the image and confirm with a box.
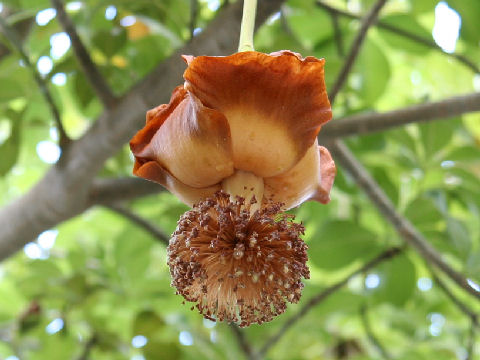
[167,191,310,327]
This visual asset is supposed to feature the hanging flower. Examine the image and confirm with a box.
[130,50,336,326]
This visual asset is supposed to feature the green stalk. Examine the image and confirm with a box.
[238,0,257,52]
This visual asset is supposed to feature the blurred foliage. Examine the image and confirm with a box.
[0,0,479,359]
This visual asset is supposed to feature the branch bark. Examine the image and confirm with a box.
[105,204,170,246]
[319,92,480,140]
[0,0,286,262]
[51,0,117,108]
[229,324,259,360]
[258,247,403,357]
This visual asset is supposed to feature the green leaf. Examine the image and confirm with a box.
[355,38,391,105]
[405,196,443,230]
[371,253,416,306]
[448,0,480,46]
[379,14,432,54]
[308,220,380,270]
[419,118,459,160]
[143,340,181,360]
[0,113,21,176]
[92,28,127,58]
[0,77,24,101]
[73,72,95,107]
[445,217,471,259]
[133,310,165,338]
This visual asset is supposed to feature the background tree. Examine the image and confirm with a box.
[0,0,479,359]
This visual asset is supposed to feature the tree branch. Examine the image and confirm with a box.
[467,319,477,360]
[258,246,403,357]
[0,16,70,148]
[328,141,480,301]
[190,0,199,39]
[328,0,387,104]
[0,0,286,262]
[360,304,392,359]
[319,92,480,141]
[50,0,117,108]
[105,204,170,246]
[316,1,480,74]
[229,324,259,360]
[327,10,344,57]
[88,177,163,206]
[431,271,478,326]
[76,334,97,360]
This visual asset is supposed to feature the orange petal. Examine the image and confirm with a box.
[130,86,234,188]
[183,51,332,178]
[133,160,220,207]
[264,141,336,209]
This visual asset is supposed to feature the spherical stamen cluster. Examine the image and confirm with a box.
[167,191,310,327]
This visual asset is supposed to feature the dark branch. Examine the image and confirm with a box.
[328,11,344,57]
[328,140,480,301]
[105,204,170,246]
[88,177,163,207]
[316,1,480,74]
[431,271,478,326]
[258,246,403,357]
[76,335,97,360]
[360,304,392,359]
[190,0,199,39]
[319,92,480,141]
[51,0,117,108]
[0,16,70,148]
[229,324,259,360]
[328,0,387,103]
[467,320,477,360]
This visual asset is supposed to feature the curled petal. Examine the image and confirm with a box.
[133,160,220,206]
[264,141,336,209]
[312,146,336,204]
[183,51,332,178]
[130,86,234,188]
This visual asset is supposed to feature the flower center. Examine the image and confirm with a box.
[167,191,310,327]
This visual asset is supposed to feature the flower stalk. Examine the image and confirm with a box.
[238,0,257,52]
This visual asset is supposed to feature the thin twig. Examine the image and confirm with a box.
[467,319,476,360]
[360,304,392,359]
[76,335,97,360]
[431,271,478,326]
[0,16,70,148]
[105,204,170,246]
[190,0,199,39]
[328,0,387,103]
[328,141,480,301]
[51,0,117,108]
[319,92,480,141]
[328,11,344,57]
[316,1,480,74]
[229,324,259,360]
[258,246,403,357]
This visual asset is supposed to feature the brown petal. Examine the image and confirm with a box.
[130,86,234,188]
[183,51,332,178]
[264,141,336,209]
[133,160,220,206]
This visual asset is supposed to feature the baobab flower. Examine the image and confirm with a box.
[130,50,336,326]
